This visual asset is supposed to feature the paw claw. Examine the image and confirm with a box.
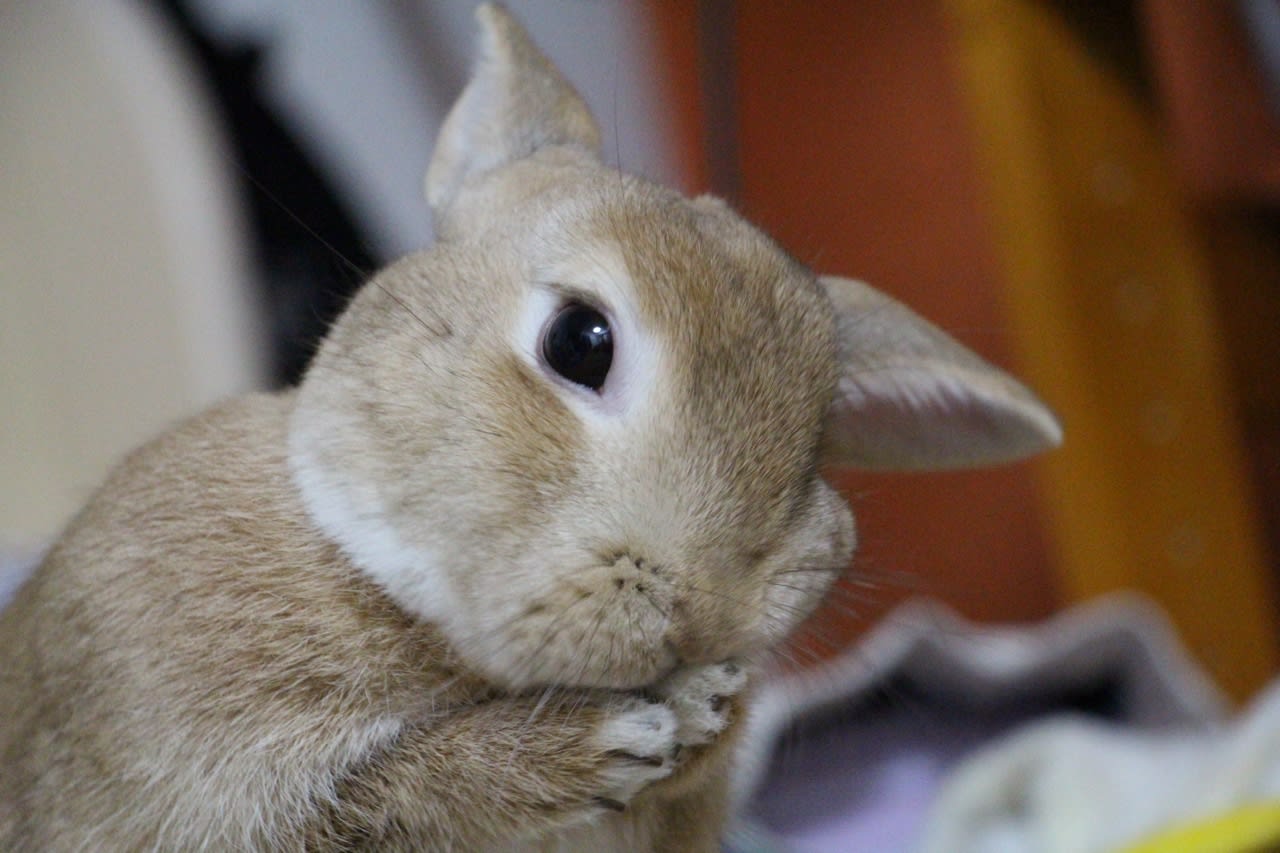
[594,797,627,813]
[590,698,678,807]
[654,660,748,748]
[608,749,666,767]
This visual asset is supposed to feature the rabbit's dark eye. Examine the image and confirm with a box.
[542,303,613,391]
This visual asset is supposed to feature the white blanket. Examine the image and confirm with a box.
[919,679,1280,853]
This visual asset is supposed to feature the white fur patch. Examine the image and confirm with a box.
[288,435,459,628]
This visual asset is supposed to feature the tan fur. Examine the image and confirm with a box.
[0,5,1060,850]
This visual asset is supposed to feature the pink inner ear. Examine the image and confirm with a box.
[828,364,1063,472]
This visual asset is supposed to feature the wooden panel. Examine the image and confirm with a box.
[1143,1,1280,202]
[646,0,711,194]
[947,0,1278,699]
[1198,209,1280,605]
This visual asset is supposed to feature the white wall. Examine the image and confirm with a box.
[0,0,265,552]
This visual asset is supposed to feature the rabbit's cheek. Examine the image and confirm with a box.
[757,483,856,645]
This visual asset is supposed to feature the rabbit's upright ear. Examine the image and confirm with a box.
[425,3,602,218]
[820,276,1062,471]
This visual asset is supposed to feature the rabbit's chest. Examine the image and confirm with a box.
[493,812,656,853]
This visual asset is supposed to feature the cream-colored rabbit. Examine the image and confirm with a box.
[0,5,1060,851]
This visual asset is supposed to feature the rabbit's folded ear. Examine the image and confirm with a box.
[820,275,1062,471]
[425,3,602,217]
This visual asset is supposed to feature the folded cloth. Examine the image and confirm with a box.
[738,594,1226,807]
[732,594,1228,852]
[920,664,1280,853]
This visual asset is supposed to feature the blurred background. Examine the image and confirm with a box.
[5,0,1274,696]
[4,0,1280,693]
[4,1,1280,848]
[5,0,1278,700]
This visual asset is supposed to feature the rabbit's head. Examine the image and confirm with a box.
[289,4,1060,690]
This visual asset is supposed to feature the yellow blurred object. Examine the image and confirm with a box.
[1119,802,1280,853]
[947,0,1279,702]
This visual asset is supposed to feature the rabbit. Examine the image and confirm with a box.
[0,4,1061,851]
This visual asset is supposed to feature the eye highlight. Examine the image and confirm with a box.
[541,303,614,391]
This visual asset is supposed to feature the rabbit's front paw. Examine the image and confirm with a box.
[654,659,749,748]
[588,696,680,811]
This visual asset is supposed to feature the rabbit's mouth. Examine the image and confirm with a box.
[444,554,692,690]
[447,548,815,691]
